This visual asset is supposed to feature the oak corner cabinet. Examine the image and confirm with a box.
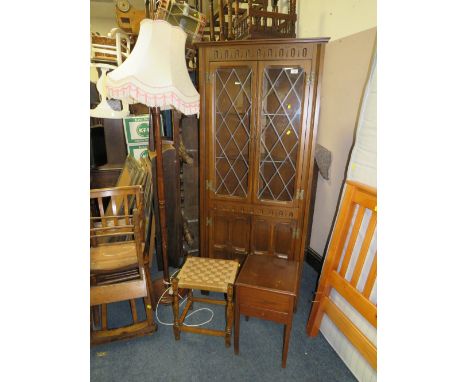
[197,38,328,268]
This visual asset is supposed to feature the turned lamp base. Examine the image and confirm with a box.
[152,277,187,306]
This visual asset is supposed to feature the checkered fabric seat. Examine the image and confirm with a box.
[177,257,239,293]
[171,256,239,347]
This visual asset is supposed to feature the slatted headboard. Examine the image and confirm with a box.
[306,180,377,370]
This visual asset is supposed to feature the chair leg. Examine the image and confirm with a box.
[90,307,96,331]
[144,264,156,310]
[225,283,233,348]
[101,304,108,330]
[91,305,100,328]
[144,295,156,331]
[90,276,100,328]
[130,300,138,323]
[172,278,181,340]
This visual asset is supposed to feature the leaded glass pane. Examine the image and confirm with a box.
[258,66,305,201]
[214,67,252,197]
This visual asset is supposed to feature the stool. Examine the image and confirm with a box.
[171,256,239,347]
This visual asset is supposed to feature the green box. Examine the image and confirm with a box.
[123,115,150,144]
[128,144,149,160]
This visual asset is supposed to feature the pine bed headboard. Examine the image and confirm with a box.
[306,180,377,370]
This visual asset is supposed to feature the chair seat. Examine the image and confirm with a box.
[91,242,144,272]
[91,266,148,306]
[177,257,239,293]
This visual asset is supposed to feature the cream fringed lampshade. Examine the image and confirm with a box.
[106,19,199,115]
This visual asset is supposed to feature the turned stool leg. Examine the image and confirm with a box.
[172,278,181,340]
[225,283,234,348]
[188,289,193,310]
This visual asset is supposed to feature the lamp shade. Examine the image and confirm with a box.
[106,19,199,116]
[90,64,130,119]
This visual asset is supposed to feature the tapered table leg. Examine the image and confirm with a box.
[282,322,292,368]
[225,283,233,347]
[234,290,240,355]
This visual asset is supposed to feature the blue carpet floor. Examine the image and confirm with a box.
[91,262,356,381]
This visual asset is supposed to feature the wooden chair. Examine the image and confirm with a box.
[171,256,239,347]
[90,185,156,345]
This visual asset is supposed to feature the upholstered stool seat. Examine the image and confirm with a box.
[171,256,239,346]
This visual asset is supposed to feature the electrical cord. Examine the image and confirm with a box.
[154,269,214,327]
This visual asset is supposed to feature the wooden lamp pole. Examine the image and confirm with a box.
[105,18,199,305]
[149,106,171,304]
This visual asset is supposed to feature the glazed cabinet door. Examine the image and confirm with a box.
[250,216,297,260]
[253,60,312,208]
[207,62,257,203]
[208,209,251,262]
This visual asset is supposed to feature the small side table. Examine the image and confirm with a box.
[234,255,299,368]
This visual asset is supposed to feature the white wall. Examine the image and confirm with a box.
[309,28,376,255]
[297,0,376,41]
[90,0,119,33]
[91,17,118,35]
[295,0,376,256]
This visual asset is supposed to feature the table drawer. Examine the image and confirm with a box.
[239,303,290,324]
[236,286,292,313]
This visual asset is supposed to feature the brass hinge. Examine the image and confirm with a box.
[206,217,212,226]
[296,189,304,200]
[307,73,314,85]
[206,180,215,192]
[206,72,213,83]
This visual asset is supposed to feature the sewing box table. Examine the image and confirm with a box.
[234,254,299,368]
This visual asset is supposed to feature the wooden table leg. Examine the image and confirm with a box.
[234,292,240,355]
[225,283,233,348]
[282,322,292,368]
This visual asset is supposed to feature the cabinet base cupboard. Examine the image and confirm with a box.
[197,38,328,279]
